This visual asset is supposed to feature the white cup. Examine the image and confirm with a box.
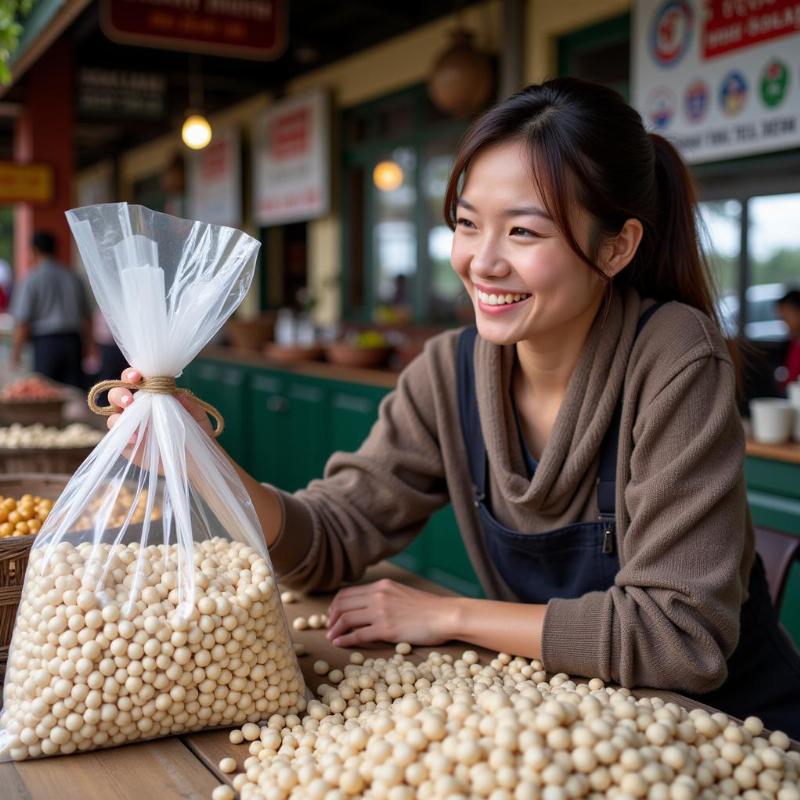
[788,381,800,409]
[750,398,795,445]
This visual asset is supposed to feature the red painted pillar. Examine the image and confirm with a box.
[13,36,74,277]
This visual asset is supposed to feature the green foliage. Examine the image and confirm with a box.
[0,0,34,84]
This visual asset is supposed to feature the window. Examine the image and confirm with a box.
[698,192,800,342]
[698,200,741,336]
[341,85,468,323]
[558,14,631,99]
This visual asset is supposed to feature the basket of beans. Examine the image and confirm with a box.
[0,474,68,685]
[0,376,67,428]
[0,423,104,475]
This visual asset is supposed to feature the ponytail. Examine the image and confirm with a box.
[623,133,719,327]
[636,133,742,387]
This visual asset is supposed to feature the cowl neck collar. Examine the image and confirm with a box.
[473,286,644,516]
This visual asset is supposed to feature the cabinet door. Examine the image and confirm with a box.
[746,457,800,648]
[186,361,248,466]
[287,378,330,492]
[217,365,248,466]
[329,385,386,453]
[178,363,199,394]
[249,373,289,486]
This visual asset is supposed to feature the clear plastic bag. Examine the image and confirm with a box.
[0,203,306,760]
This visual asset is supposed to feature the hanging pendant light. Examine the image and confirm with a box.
[182,114,212,150]
[428,29,494,118]
[373,160,404,192]
[182,56,212,150]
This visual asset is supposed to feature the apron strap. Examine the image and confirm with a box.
[457,301,665,516]
[457,325,486,505]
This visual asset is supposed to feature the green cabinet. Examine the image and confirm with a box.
[248,373,287,486]
[329,383,385,453]
[745,455,800,647]
[181,360,248,464]
[286,379,329,491]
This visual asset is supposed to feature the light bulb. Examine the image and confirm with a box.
[182,114,212,150]
[373,160,404,192]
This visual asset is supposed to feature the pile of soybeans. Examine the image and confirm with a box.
[214,647,799,800]
[0,537,304,760]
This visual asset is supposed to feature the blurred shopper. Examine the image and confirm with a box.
[10,231,95,388]
[776,289,800,389]
[0,258,12,311]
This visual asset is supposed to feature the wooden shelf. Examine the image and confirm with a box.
[746,439,800,465]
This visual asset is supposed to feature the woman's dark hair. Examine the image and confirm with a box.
[444,78,721,328]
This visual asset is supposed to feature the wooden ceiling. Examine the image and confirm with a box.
[1,0,484,168]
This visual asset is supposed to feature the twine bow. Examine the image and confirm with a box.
[87,376,225,438]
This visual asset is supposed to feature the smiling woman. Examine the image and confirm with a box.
[108,78,800,739]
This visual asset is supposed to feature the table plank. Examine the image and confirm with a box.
[6,737,221,800]
[0,761,32,800]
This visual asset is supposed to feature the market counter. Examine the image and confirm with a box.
[3,561,796,800]
[744,437,800,646]
[746,438,800,465]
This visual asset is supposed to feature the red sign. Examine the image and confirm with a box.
[200,140,229,180]
[703,0,800,59]
[271,108,310,160]
[101,0,286,60]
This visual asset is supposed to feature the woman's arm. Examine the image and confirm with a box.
[108,343,452,594]
[325,578,547,658]
[542,320,749,694]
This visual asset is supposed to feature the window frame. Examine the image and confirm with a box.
[340,84,468,323]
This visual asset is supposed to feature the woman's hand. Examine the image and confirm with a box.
[325,578,458,648]
[107,368,213,437]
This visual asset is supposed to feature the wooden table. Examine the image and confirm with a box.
[0,563,793,799]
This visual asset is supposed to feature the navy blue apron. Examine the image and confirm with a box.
[457,308,800,737]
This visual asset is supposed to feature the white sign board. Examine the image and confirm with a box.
[187,126,242,226]
[253,89,330,225]
[632,0,800,163]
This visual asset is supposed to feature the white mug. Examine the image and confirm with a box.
[788,381,800,409]
[750,398,794,445]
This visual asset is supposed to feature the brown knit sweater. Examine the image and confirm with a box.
[268,286,754,693]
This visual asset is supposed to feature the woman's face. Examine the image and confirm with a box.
[451,140,607,347]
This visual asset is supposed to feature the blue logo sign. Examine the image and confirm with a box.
[685,80,709,122]
[720,71,748,116]
[649,0,693,67]
[648,87,676,129]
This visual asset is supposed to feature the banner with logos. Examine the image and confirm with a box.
[632,0,800,163]
[252,89,330,226]
[187,126,242,227]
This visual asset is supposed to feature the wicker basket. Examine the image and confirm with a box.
[0,445,94,475]
[0,398,66,427]
[226,315,276,351]
[0,474,70,687]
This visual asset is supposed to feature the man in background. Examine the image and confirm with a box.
[776,289,800,390]
[10,231,94,388]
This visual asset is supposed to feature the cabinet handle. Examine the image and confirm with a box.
[266,396,289,413]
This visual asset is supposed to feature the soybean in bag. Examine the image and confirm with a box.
[0,203,306,760]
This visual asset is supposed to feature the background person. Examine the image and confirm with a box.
[776,288,800,389]
[10,231,95,387]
